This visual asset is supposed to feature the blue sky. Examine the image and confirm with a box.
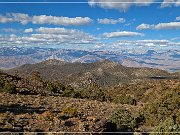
[0,0,180,51]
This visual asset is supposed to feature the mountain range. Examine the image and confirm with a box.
[0,47,179,72]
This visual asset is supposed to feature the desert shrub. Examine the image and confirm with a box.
[46,82,54,92]
[0,83,16,93]
[46,81,65,94]
[70,90,82,98]
[134,114,145,128]
[81,88,106,102]
[38,111,54,121]
[62,85,75,97]
[176,110,180,127]
[141,91,180,127]
[151,117,180,135]
[80,83,107,102]
[113,94,136,105]
[60,107,78,119]
[109,108,136,131]
[30,70,44,87]
[0,78,4,90]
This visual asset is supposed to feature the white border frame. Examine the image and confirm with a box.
[0,1,179,134]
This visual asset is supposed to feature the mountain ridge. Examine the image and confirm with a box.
[7,59,174,88]
[0,47,179,72]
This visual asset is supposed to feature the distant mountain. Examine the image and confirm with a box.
[0,47,179,72]
[7,59,172,87]
[0,47,55,69]
[72,54,103,63]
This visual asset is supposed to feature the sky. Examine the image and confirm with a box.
[0,0,180,51]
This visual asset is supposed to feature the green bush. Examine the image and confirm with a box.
[1,83,16,93]
[62,85,74,97]
[113,94,136,105]
[80,83,107,102]
[45,81,65,94]
[70,90,82,98]
[134,114,145,128]
[151,117,180,135]
[59,107,78,119]
[109,108,135,131]
[141,91,180,127]
[0,78,4,90]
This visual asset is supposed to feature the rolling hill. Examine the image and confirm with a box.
[7,59,173,88]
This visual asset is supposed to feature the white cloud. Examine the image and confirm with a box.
[136,23,154,30]
[97,18,125,24]
[135,40,170,43]
[175,16,180,21]
[24,28,33,33]
[31,15,92,26]
[0,13,93,26]
[0,15,13,23]
[171,36,180,41]
[155,22,180,29]
[2,28,17,33]
[11,13,30,25]
[161,0,180,8]
[111,39,180,48]
[35,27,95,43]
[89,0,180,11]
[103,31,144,38]
[88,0,156,12]
[0,27,96,46]
[0,13,30,25]
[137,22,180,30]
[36,27,82,35]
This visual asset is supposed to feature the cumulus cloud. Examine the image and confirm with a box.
[0,27,96,46]
[36,27,83,35]
[31,15,92,26]
[0,13,30,25]
[176,16,180,21]
[103,31,144,38]
[0,13,93,26]
[24,28,33,33]
[111,39,180,48]
[88,0,156,12]
[161,0,180,8]
[137,22,180,30]
[0,15,13,23]
[97,18,125,24]
[136,23,154,30]
[155,22,180,29]
[11,13,30,25]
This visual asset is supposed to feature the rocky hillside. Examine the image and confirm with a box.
[0,69,179,133]
[0,93,140,132]
[7,59,172,87]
